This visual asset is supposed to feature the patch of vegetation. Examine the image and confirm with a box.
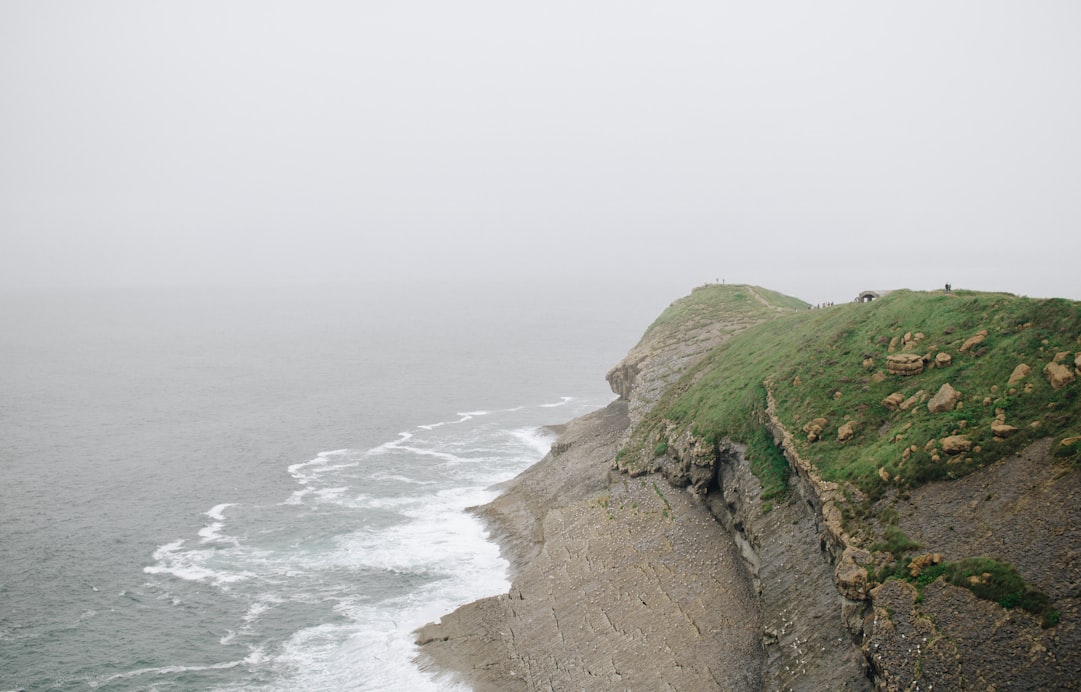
[651,481,672,511]
[638,283,808,347]
[621,288,1081,516]
[869,524,924,582]
[872,525,922,556]
[915,557,1059,628]
[1053,435,1081,467]
[653,440,669,457]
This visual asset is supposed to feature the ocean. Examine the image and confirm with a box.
[0,281,677,691]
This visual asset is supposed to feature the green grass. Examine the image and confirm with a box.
[638,283,808,347]
[623,288,1081,503]
[871,525,922,556]
[913,557,1058,628]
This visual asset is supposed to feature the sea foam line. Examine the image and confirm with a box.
[88,655,257,688]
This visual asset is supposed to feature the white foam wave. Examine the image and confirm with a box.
[369,433,412,455]
[198,522,234,545]
[206,503,235,521]
[244,594,283,623]
[182,403,596,690]
[509,426,558,458]
[282,487,314,505]
[391,444,470,465]
[198,503,240,546]
[312,486,349,503]
[144,540,254,587]
[369,472,437,485]
[90,658,247,688]
[286,449,353,482]
[338,486,504,574]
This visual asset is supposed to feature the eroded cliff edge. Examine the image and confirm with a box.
[417,285,1081,690]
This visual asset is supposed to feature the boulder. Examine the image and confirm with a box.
[908,553,943,578]
[886,353,924,376]
[941,435,972,454]
[837,422,856,442]
[882,392,905,410]
[1044,361,1076,390]
[960,330,988,353]
[899,391,927,411]
[1007,363,1031,385]
[991,422,1020,438]
[927,383,963,413]
[935,352,952,368]
[834,547,872,600]
[803,417,828,442]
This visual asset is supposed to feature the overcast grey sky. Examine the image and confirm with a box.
[2,1,1079,303]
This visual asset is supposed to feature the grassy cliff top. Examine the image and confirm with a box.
[639,283,809,346]
[626,288,1081,499]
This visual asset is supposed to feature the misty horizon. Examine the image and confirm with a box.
[3,2,1079,304]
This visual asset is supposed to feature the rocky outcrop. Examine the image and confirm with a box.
[803,417,828,442]
[653,424,870,689]
[1008,363,1031,385]
[899,390,927,410]
[991,421,1020,438]
[927,382,962,413]
[882,392,905,410]
[941,434,972,454]
[886,353,924,376]
[1044,360,1076,390]
[960,329,988,352]
[656,422,718,494]
[837,421,857,442]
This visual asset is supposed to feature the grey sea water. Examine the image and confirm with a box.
[0,281,675,691]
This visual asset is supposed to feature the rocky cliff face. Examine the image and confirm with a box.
[647,388,1080,689]
[417,286,1081,690]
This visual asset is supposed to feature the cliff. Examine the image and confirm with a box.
[417,285,1081,690]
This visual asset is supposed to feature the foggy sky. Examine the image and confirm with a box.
[2,1,1079,304]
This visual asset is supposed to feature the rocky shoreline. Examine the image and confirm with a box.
[415,400,765,690]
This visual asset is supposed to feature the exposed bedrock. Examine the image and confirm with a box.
[652,428,872,690]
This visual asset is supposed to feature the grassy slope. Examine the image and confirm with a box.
[626,289,1081,501]
[637,283,808,347]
